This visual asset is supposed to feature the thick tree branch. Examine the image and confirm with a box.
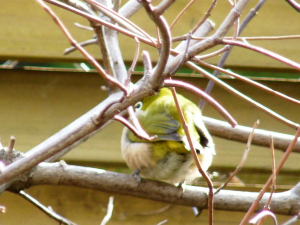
[5,161,300,216]
[203,117,300,153]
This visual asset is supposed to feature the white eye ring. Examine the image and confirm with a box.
[134,101,143,111]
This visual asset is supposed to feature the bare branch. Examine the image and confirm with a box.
[286,0,300,12]
[221,39,300,71]
[214,120,259,194]
[185,61,300,129]
[86,0,156,45]
[154,0,176,16]
[170,0,196,30]
[5,161,300,215]
[43,0,156,47]
[281,212,300,225]
[191,0,217,34]
[240,127,300,224]
[164,79,237,127]
[169,86,214,225]
[197,60,300,106]
[140,0,171,89]
[100,196,114,225]
[18,190,77,225]
[202,116,300,153]
[64,39,97,55]
[38,0,128,94]
[126,37,140,87]
[199,0,267,109]
[196,45,231,60]
[165,0,251,75]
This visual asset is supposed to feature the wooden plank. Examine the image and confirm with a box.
[1,1,300,68]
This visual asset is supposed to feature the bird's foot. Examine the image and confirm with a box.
[132,169,142,184]
[174,181,186,198]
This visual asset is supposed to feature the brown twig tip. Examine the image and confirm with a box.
[7,136,16,153]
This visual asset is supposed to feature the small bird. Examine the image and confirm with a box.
[121,88,215,184]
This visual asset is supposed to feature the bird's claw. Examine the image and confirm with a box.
[132,169,142,184]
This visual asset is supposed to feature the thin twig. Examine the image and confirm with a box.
[169,86,214,225]
[140,0,171,89]
[38,0,128,94]
[157,219,168,225]
[181,34,300,42]
[221,39,300,71]
[74,22,93,30]
[44,0,156,47]
[214,120,259,194]
[256,136,277,225]
[197,60,300,106]
[186,61,299,129]
[126,37,140,87]
[86,0,157,46]
[196,45,231,60]
[64,39,97,55]
[267,136,276,208]
[114,114,156,141]
[170,0,196,30]
[286,0,300,12]
[199,0,266,109]
[7,136,16,154]
[191,0,217,34]
[240,127,300,225]
[164,79,237,127]
[124,204,172,216]
[281,212,300,225]
[18,190,77,225]
[91,22,115,79]
[100,196,114,225]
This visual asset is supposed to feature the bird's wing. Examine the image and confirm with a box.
[193,114,216,155]
[129,111,183,142]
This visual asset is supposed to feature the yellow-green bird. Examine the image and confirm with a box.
[121,88,215,184]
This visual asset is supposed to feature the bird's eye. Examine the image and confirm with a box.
[134,101,143,111]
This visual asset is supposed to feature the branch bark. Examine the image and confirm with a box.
[6,161,300,216]
[203,117,300,152]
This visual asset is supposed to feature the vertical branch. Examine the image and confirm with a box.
[191,0,217,34]
[140,0,171,89]
[240,127,300,225]
[200,0,267,109]
[169,86,214,225]
[38,0,127,94]
[126,37,140,87]
[215,120,259,194]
